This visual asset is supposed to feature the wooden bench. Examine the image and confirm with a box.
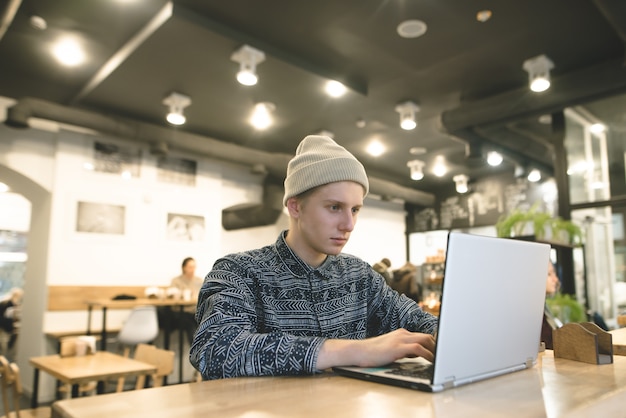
[47,286,148,311]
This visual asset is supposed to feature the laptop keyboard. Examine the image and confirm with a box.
[385,362,434,380]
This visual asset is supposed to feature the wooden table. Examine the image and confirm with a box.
[30,351,156,408]
[51,351,626,418]
[85,298,197,383]
[610,326,626,355]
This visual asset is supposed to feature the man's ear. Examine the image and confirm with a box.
[286,197,301,218]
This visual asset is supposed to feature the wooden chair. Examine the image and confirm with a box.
[116,343,174,392]
[56,337,97,399]
[0,355,50,418]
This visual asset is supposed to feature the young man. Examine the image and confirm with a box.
[190,135,437,380]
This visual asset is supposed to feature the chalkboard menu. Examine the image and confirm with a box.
[408,173,553,233]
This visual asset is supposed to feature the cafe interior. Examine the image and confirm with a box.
[1,0,626,416]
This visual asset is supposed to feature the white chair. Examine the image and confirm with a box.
[114,306,160,391]
[117,305,160,357]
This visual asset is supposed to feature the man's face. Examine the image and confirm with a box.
[287,181,364,266]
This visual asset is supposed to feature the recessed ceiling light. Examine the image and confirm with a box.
[432,156,447,177]
[325,80,347,98]
[476,10,492,23]
[487,151,503,166]
[250,102,275,130]
[0,182,9,193]
[52,37,85,67]
[409,147,427,155]
[397,20,427,39]
[366,140,386,157]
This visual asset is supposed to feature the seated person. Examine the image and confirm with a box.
[162,257,203,345]
[0,288,23,352]
[190,135,437,380]
[541,262,562,349]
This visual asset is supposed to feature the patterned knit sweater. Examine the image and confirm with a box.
[190,231,438,380]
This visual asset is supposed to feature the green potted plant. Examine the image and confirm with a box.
[545,293,587,324]
[495,204,583,246]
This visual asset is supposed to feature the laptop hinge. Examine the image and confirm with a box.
[525,357,534,368]
[443,378,455,389]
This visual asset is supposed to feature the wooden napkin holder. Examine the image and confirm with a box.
[553,322,613,365]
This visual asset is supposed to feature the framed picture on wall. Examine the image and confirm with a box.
[157,156,197,186]
[76,201,125,235]
[166,213,205,241]
[92,141,141,178]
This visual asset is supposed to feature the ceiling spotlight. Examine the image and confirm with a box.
[250,102,275,130]
[325,80,347,98]
[527,169,541,182]
[523,54,554,93]
[231,45,265,86]
[162,92,191,125]
[453,174,469,194]
[407,160,425,181]
[0,182,9,193]
[487,151,503,166]
[395,101,420,130]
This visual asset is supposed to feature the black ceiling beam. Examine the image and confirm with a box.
[172,3,368,96]
[441,58,626,133]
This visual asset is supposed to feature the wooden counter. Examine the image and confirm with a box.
[51,351,626,418]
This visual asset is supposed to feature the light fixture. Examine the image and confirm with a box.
[395,101,420,130]
[231,45,265,86]
[432,156,447,177]
[523,54,554,93]
[589,123,606,134]
[366,140,386,157]
[397,20,427,39]
[162,92,191,125]
[325,80,347,98]
[453,174,469,194]
[0,182,9,193]
[527,169,541,182]
[476,10,492,23]
[52,37,85,67]
[250,102,275,130]
[487,151,503,166]
[407,160,425,180]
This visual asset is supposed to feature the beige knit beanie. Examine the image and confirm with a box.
[283,135,369,205]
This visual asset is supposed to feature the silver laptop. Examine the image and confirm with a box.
[333,232,550,392]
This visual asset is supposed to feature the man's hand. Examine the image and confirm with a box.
[316,329,435,370]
